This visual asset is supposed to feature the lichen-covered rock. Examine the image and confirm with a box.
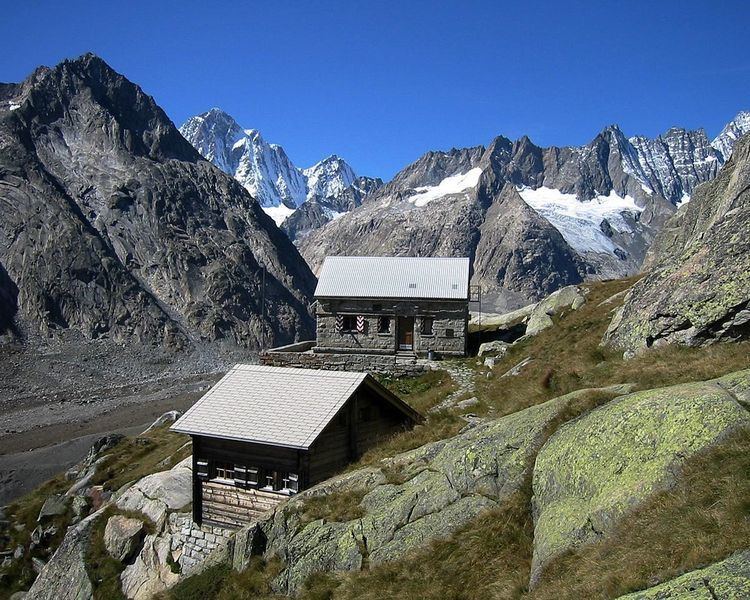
[37,495,69,522]
[25,512,98,600]
[615,549,750,599]
[256,385,629,594]
[525,285,586,336]
[104,515,144,562]
[604,133,750,355]
[115,457,192,526]
[530,371,750,587]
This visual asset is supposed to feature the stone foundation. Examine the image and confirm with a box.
[168,513,234,576]
[260,345,433,377]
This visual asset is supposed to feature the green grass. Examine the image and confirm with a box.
[90,426,192,492]
[159,557,284,600]
[289,488,367,526]
[85,506,154,600]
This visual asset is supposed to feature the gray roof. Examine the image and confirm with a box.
[314,256,470,300]
[170,365,415,449]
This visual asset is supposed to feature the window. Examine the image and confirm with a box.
[377,316,390,334]
[281,472,299,494]
[408,283,417,289]
[263,471,277,490]
[213,461,234,481]
[421,317,434,335]
[341,315,357,332]
[247,467,259,485]
[445,328,455,338]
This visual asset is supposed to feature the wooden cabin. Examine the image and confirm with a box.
[170,364,421,528]
[314,256,471,358]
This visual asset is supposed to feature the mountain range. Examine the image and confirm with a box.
[179,109,382,239]
[295,112,750,310]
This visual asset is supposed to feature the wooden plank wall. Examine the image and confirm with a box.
[201,481,285,528]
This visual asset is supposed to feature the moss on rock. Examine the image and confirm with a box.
[614,549,750,599]
[530,371,750,587]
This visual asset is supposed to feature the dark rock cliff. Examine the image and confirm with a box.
[0,54,316,350]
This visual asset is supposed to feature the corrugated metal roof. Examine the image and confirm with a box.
[171,365,367,449]
[314,256,470,300]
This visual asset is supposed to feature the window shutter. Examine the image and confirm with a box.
[234,465,248,488]
[196,460,209,480]
[356,315,366,333]
[336,314,344,332]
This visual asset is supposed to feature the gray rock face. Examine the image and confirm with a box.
[614,549,750,599]
[530,371,750,587]
[26,512,97,600]
[250,386,628,594]
[115,457,192,527]
[0,54,316,350]
[0,259,18,335]
[120,533,180,600]
[525,285,586,336]
[104,515,144,562]
[37,495,69,522]
[604,133,750,354]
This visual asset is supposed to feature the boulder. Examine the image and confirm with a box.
[256,385,630,594]
[526,285,586,336]
[104,515,144,562]
[477,340,511,357]
[615,549,750,599]
[530,371,750,587]
[115,458,192,526]
[470,303,535,334]
[37,495,69,522]
[120,534,180,600]
[141,411,182,434]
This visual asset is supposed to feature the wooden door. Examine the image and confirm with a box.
[398,316,414,350]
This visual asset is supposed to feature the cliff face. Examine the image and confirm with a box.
[0,54,316,350]
[604,133,750,355]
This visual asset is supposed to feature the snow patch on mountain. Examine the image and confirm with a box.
[263,204,297,227]
[407,168,483,207]
[519,187,643,254]
[303,156,356,202]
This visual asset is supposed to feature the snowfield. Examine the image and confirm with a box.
[518,186,643,254]
[263,204,296,227]
[407,168,483,207]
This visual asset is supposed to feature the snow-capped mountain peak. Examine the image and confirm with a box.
[179,109,380,228]
[712,110,750,162]
[303,154,357,202]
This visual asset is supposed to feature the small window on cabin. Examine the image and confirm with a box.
[263,471,277,490]
[342,315,357,332]
[213,461,235,481]
[247,467,259,485]
[446,328,455,338]
[378,316,390,334]
[372,303,382,312]
[408,283,417,289]
[422,317,434,335]
[282,473,299,494]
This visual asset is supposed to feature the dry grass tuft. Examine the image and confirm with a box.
[290,488,368,526]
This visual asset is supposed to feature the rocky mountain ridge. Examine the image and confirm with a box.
[0,54,316,351]
[179,109,382,234]
[299,112,749,310]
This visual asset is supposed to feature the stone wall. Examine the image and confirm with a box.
[168,512,234,576]
[260,348,432,377]
[316,298,467,357]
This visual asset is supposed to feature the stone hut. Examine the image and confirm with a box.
[313,256,470,358]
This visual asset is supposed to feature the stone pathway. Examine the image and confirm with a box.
[429,362,477,413]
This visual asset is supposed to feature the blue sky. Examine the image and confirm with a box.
[1,1,748,179]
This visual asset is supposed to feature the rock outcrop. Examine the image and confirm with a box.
[250,385,630,594]
[0,54,316,351]
[530,371,750,586]
[604,134,750,355]
[103,515,144,563]
[615,549,750,599]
